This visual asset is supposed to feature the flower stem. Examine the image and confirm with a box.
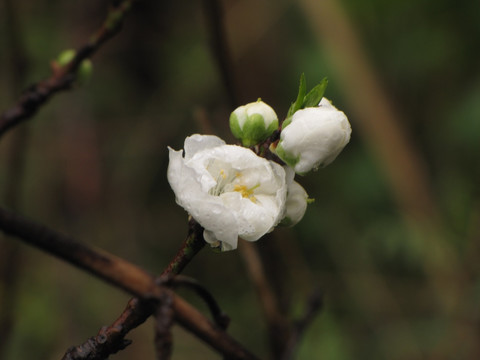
[161,218,205,276]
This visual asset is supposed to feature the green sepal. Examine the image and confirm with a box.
[241,114,269,146]
[303,77,328,108]
[282,115,293,128]
[209,244,223,253]
[229,112,243,140]
[279,216,295,227]
[275,143,299,168]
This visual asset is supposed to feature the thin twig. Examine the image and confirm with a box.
[165,275,230,330]
[280,289,323,360]
[0,0,135,140]
[161,217,206,276]
[202,0,239,108]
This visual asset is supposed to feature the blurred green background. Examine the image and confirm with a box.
[1,0,479,359]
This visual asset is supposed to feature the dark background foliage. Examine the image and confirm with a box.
[0,0,479,359]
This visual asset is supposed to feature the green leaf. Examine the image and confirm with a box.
[287,73,307,117]
[303,77,328,108]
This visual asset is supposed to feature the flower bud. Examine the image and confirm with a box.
[281,180,309,227]
[56,49,93,85]
[276,98,351,175]
[57,49,76,67]
[229,100,278,147]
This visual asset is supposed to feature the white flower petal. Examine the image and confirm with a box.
[184,134,226,161]
[245,101,278,128]
[282,181,308,226]
[319,97,335,109]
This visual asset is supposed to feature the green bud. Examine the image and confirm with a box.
[229,100,278,147]
[77,59,93,85]
[57,49,76,66]
[56,49,93,85]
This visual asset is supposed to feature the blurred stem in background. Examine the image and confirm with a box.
[0,0,29,357]
[239,240,290,359]
[201,0,238,109]
[298,0,472,353]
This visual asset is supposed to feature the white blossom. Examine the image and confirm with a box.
[167,134,287,251]
[276,98,351,175]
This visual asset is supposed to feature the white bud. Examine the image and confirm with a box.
[281,180,309,227]
[276,98,351,175]
[230,100,278,147]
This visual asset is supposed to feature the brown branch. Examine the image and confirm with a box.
[62,297,152,360]
[0,0,135,140]
[0,206,259,360]
[0,206,157,297]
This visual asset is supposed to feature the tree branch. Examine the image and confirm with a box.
[0,206,260,360]
[63,219,205,360]
[62,297,150,360]
[154,292,175,360]
[0,0,135,140]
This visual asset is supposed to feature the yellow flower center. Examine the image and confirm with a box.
[209,166,261,203]
[233,184,259,203]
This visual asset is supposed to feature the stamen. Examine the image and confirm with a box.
[233,183,259,203]
[210,169,228,196]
